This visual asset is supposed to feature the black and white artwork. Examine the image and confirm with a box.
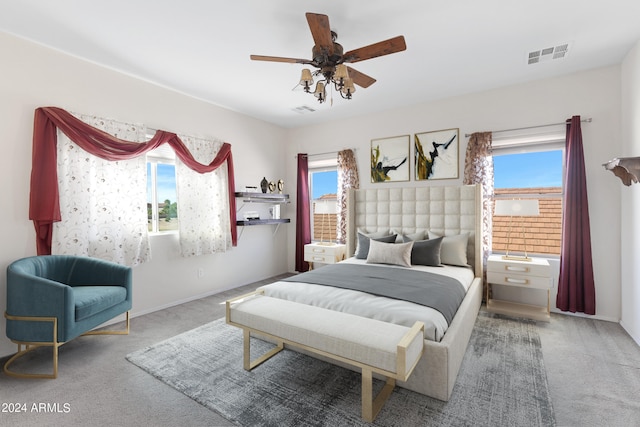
[371,135,410,183]
[414,128,459,180]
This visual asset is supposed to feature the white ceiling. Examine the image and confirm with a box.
[1,0,639,128]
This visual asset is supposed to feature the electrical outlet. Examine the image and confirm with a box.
[197,268,204,278]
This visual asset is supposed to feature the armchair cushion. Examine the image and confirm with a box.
[73,286,128,321]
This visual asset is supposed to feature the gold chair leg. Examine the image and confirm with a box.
[3,311,130,379]
[83,312,130,336]
[3,312,60,379]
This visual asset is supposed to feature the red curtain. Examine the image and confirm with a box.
[295,153,311,272]
[556,116,596,314]
[29,106,237,254]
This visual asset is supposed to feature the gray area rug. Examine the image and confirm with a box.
[126,311,555,426]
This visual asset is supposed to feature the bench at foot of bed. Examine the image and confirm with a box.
[226,290,424,422]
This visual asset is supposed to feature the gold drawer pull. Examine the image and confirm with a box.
[312,256,325,261]
[312,248,326,253]
[505,277,529,285]
[505,265,529,273]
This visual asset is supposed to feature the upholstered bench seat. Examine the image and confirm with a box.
[226,291,424,422]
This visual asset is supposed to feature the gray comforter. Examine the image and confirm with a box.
[283,263,466,325]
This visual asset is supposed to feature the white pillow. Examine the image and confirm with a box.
[428,231,469,267]
[366,240,413,268]
[354,230,394,259]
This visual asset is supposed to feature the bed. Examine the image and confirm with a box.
[259,185,483,401]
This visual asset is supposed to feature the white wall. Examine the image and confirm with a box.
[286,65,623,323]
[620,41,640,344]
[1,28,634,357]
[0,32,290,357]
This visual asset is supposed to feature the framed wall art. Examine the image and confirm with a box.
[370,135,410,183]
[414,128,459,180]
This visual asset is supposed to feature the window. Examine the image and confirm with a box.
[309,161,338,243]
[147,147,179,233]
[492,136,564,256]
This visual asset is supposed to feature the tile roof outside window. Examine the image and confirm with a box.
[492,187,562,256]
[313,194,338,241]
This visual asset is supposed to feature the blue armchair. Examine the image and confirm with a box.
[4,255,132,378]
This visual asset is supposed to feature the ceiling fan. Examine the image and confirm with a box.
[250,12,407,103]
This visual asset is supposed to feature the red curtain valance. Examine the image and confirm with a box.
[29,106,237,255]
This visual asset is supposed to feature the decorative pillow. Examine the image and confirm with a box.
[401,231,426,242]
[367,240,413,268]
[354,232,397,259]
[404,236,443,266]
[428,231,469,267]
[357,229,390,239]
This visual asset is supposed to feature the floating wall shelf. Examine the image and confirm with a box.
[234,192,290,238]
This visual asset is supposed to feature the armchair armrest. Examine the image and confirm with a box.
[6,268,74,342]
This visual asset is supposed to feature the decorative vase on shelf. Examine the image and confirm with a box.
[260,177,268,193]
[277,179,284,193]
[268,181,276,193]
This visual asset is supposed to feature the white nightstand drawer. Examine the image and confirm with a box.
[487,271,551,290]
[305,253,336,264]
[304,245,332,255]
[487,259,550,277]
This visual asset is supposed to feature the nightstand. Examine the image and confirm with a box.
[304,243,346,269]
[486,254,551,322]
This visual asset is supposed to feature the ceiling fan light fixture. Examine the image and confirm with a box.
[251,12,406,105]
[341,78,355,99]
[334,64,349,82]
[313,81,326,103]
[299,68,314,92]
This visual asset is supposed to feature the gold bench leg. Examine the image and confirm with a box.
[362,368,396,422]
[242,329,284,371]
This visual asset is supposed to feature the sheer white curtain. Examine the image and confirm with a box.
[176,134,231,256]
[52,114,151,266]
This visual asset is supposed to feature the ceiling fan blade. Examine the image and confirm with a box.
[250,55,312,64]
[344,36,407,63]
[346,66,376,88]
[306,12,334,55]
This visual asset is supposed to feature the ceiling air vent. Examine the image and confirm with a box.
[292,105,316,114]
[527,42,571,65]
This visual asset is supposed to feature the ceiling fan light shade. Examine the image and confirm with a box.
[313,81,326,102]
[341,78,356,95]
[299,68,314,92]
[299,68,313,85]
[334,64,349,81]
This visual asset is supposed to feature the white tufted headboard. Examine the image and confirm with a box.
[346,185,482,276]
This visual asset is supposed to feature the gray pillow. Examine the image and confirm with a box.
[354,232,397,259]
[367,240,413,268]
[428,231,469,267]
[400,231,426,242]
[403,236,443,266]
[357,229,390,239]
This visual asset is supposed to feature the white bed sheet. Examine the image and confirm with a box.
[258,258,475,342]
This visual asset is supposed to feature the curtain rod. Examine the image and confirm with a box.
[464,117,592,138]
[296,148,357,158]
